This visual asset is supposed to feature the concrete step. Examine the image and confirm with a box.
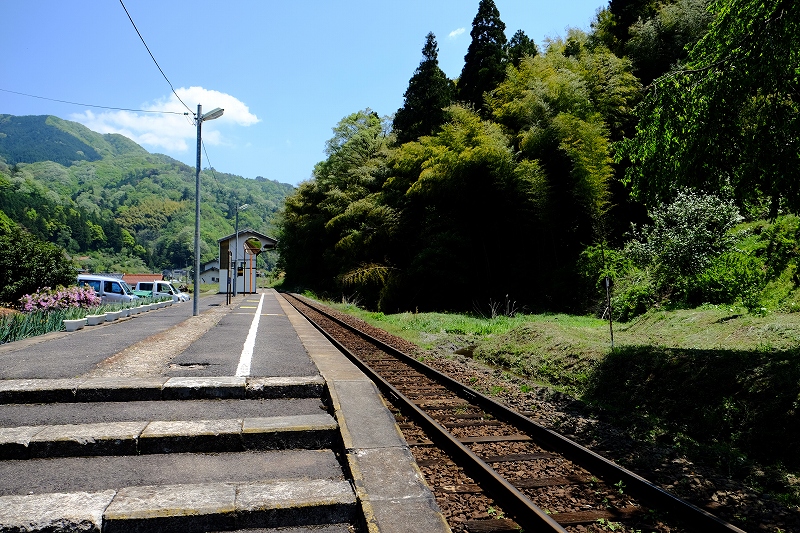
[0,397,328,427]
[0,449,346,497]
[0,478,357,533]
[0,413,338,459]
[0,373,360,531]
[0,376,325,404]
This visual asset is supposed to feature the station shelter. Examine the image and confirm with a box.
[217,229,277,294]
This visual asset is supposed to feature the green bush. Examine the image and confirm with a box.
[580,191,767,320]
[611,267,657,322]
[627,189,742,290]
[0,225,77,306]
[688,251,767,309]
[578,243,633,293]
[760,215,800,280]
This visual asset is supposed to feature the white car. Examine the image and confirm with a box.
[78,274,139,304]
[135,281,190,302]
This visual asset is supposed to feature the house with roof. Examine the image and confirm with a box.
[217,229,277,294]
[199,259,220,284]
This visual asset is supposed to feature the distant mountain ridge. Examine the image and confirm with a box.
[0,114,294,274]
[0,114,151,166]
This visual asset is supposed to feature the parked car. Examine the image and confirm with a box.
[77,274,139,304]
[134,281,190,302]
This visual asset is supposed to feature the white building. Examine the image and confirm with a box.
[217,229,277,294]
[199,259,220,284]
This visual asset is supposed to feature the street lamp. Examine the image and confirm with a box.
[233,203,249,296]
[193,104,224,316]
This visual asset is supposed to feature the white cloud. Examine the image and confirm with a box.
[449,27,465,39]
[70,86,258,154]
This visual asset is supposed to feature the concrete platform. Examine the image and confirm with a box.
[0,290,449,532]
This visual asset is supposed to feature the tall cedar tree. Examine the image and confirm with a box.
[507,29,537,67]
[393,33,454,145]
[458,0,508,112]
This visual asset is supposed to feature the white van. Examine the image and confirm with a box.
[77,274,139,304]
[135,281,190,302]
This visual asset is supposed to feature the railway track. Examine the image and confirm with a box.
[284,293,747,533]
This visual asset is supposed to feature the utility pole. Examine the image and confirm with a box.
[193,104,201,316]
[233,203,248,297]
[192,104,224,316]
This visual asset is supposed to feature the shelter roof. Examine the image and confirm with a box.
[217,229,277,250]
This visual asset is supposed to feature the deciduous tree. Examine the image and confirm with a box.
[278,110,394,297]
[488,32,640,305]
[621,0,800,216]
[0,222,77,306]
[626,0,714,84]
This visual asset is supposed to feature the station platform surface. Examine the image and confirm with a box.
[0,289,450,532]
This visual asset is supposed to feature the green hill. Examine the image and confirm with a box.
[0,114,294,275]
[0,115,102,166]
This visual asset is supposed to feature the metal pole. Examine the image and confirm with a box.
[606,276,614,349]
[193,104,202,316]
[234,205,239,297]
[227,250,232,305]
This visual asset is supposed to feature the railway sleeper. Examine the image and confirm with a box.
[482,452,556,462]
[416,399,473,408]
[433,412,495,420]
[459,434,532,443]
[548,505,641,525]
[464,518,522,532]
[443,420,504,428]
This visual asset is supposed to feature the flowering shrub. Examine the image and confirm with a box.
[18,286,101,312]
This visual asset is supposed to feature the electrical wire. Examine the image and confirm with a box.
[202,139,221,187]
[0,88,188,115]
[118,0,194,115]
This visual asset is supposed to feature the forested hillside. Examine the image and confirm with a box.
[0,114,294,277]
[278,0,800,317]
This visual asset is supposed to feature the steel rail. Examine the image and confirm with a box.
[285,293,564,531]
[286,293,747,533]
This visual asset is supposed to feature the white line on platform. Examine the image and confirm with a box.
[236,292,265,377]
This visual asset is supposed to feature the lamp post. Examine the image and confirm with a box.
[233,203,249,296]
[193,104,224,316]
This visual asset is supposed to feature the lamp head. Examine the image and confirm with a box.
[201,108,224,121]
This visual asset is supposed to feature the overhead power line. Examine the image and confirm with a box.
[202,140,221,185]
[118,0,193,115]
[0,87,188,115]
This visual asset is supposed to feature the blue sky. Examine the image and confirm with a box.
[1,0,605,187]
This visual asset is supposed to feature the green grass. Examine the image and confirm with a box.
[330,302,605,350]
